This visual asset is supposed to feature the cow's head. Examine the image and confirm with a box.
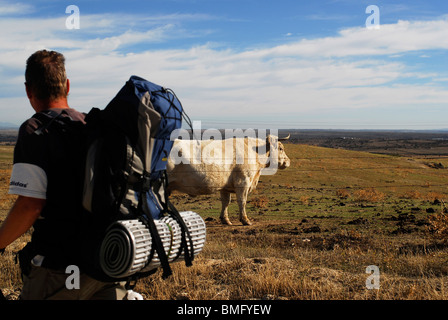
[266,134,291,170]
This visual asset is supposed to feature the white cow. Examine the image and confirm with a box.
[167,135,290,225]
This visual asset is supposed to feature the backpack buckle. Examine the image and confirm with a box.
[140,172,151,192]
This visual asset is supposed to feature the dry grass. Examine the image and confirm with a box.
[336,189,351,199]
[2,144,448,300]
[426,205,448,240]
[249,196,269,209]
[353,188,385,202]
[132,220,448,300]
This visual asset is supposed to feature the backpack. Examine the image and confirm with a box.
[79,75,205,282]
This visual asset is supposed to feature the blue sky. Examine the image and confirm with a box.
[0,0,447,129]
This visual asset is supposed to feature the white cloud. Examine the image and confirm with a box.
[247,18,448,58]
[0,1,33,16]
[1,13,447,129]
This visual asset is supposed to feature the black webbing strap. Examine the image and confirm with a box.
[32,109,70,136]
[140,185,172,279]
[168,200,194,267]
[161,171,194,267]
[137,170,195,279]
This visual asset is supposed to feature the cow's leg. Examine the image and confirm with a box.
[220,191,232,225]
[236,187,251,226]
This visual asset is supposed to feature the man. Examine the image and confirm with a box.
[0,50,127,300]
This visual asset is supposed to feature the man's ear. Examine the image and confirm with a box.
[66,79,70,95]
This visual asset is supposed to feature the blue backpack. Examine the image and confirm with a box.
[80,76,204,282]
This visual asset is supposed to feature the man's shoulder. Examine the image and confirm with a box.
[62,108,86,123]
[36,108,86,124]
[18,108,86,139]
[18,117,40,138]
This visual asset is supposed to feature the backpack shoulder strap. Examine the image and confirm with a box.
[32,110,63,135]
[32,109,80,136]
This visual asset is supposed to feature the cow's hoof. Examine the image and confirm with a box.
[241,219,252,226]
[220,218,233,225]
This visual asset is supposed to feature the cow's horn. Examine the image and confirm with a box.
[278,134,290,141]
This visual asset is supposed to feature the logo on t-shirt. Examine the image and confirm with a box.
[9,180,28,188]
[9,162,47,200]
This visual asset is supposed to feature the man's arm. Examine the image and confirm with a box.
[0,196,45,250]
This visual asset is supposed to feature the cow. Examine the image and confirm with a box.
[166,134,290,225]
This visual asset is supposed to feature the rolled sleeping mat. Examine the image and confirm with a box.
[139,211,207,273]
[177,211,207,259]
[99,219,152,279]
[99,211,206,279]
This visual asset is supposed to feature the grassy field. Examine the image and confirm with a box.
[1,143,448,300]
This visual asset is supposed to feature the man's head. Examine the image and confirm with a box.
[25,50,69,108]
